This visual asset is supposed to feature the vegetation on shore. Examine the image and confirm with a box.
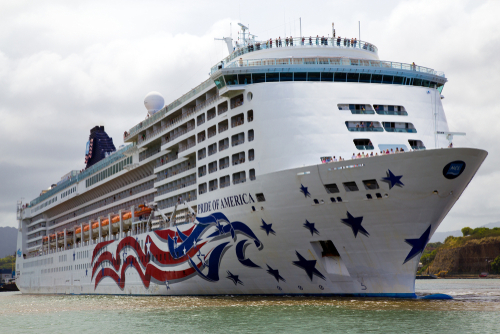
[418,227,500,275]
[0,255,15,271]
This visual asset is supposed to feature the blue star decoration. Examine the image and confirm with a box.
[381,169,404,189]
[341,211,369,238]
[266,264,286,283]
[260,219,276,236]
[303,220,319,236]
[299,184,311,198]
[403,225,431,264]
[292,251,325,281]
[226,271,244,285]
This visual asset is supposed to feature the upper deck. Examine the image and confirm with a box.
[211,37,379,75]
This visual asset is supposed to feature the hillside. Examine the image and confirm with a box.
[430,221,500,243]
[0,227,18,258]
[421,227,500,275]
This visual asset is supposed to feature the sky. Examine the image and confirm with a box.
[1,0,499,232]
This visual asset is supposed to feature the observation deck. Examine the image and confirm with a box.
[211,37,378,74]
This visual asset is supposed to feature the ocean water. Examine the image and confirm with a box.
[0,279,499,333]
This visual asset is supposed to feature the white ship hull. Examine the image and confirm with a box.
[16,148,486,297]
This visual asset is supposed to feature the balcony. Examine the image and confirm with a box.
[220,182,230,189]
[219,143,229,151]
[384,128,417,133]
[233,178,246,185]
[218,107,228,115]
[208,149,217,156]
[208,131,216,138]
[179,142,196,153]
[209,167,218,174]
[219,126,228,133]
[355,145,374,150]
[249,155,254,161]
[220,163,229,170]
[198,153,206,160]
[199,171,206,177]
[232,139,244,147]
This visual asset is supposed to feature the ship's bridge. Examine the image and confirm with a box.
[211,37,379,75]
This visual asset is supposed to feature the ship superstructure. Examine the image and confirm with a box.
[15,25,487,297]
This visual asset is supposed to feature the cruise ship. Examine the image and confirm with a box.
[15,24,487,297]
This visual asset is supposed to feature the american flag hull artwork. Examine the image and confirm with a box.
[92,213,263,290]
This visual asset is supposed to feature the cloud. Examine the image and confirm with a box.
[0,0,498,233]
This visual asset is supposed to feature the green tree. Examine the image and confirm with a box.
[491,255,500,274]
[461,227,473,236]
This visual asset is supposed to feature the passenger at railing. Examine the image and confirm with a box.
[301,37,305,45]
[279,37,282,47]
[337,36,341,46]
[369,122,374,128]
[309,36,312,45]
[360,122,365,128]
[448,142,453,148]
[290,36,293,46]
[275,38,278,47]
[351,153,356,159]
[316,35,319,45]
[269,39,272,48]
[370,152,374,157]
[333,156,338,162]
[412,62,416,70]
[354,38,357,47]
[285,36,289,46]
[239,58,243,67]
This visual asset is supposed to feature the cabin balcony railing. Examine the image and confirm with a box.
[346,127,383,132]
[219,144,229,151]
[376,110,408,116]
[355,145,375,150]
[220,163,229,170]
[384,128,417,133]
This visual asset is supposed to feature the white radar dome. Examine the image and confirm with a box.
[144,91,165,115]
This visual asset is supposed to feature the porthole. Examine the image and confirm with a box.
[247,92,253,101]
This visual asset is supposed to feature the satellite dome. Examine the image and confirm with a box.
[144,91,165,115]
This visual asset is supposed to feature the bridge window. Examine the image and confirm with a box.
[347,73,359,82]
[307,72,320,81]
[266,73,279,82]
[281,73,293,81]
[214,76,225,89]
[238,74,251,85]
[294,72,306,81]
[321,72,333,81]
[334,72,347,82]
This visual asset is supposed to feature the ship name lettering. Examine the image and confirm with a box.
[197,193,255,214]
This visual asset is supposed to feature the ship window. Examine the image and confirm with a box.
[319,240,340,257]
[330,197,336,203]
[409,139,426,150]
[359,73,371,83]
[362,179,380,190]
[252,73,265,83]
[224,74,238,86]
[256,193,266,202]
[353,139,374,150]
[266,73,279,82]
[321,72,333,81]
[413,78,422,86]
[382,75,393,84]
[347,73,359,82]
[290,73,305,82]
[334,72,347,82]
[238,74,251,85]
[376,193,382,199]
[366,194,373,199]
[324,183,339,194]
[307,72,320,81]
[343,182,359,192]
[382,122,416,133]
[280,72,293,81]
[371,74,382,83]
[393,76,404,85]
[214,76,225,89]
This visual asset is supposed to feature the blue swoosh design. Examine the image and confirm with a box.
[189,242,231,282]
[236,239,261,268]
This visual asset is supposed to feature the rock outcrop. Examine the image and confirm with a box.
[427,237,500,274]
